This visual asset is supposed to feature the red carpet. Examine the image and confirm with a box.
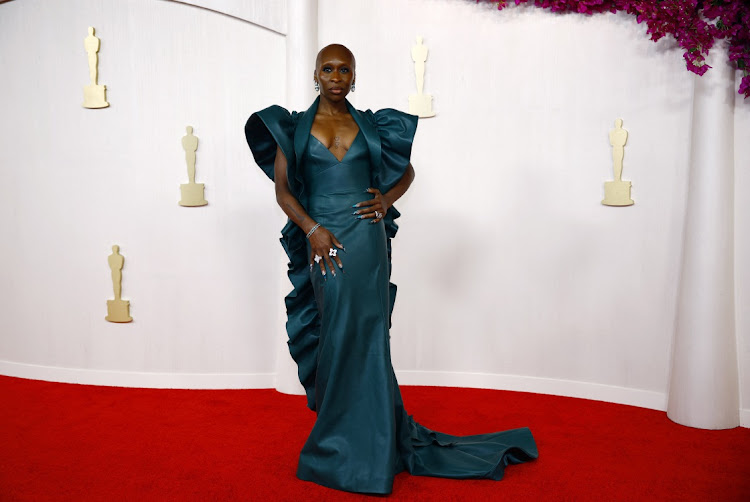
[0,375,748,501]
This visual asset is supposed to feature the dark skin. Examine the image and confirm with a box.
[274,44,416,277]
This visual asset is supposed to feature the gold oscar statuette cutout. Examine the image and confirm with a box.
[179,126,208,207]
[105,245,132,323]
[602,118,634,206]
[83,27,109,109]
[408,36,436,118]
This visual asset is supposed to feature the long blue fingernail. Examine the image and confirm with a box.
[357,215,363,219]
[352,204,358,208]
[352,211,358,215]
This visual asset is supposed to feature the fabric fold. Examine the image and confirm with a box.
[245,105,319,409]
[405,422,538,481]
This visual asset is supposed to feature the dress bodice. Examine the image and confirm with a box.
[304,131,370,197]
[304,131,372,218]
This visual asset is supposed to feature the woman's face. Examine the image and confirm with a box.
[314,46,355,102]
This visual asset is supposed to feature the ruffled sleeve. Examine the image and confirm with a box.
[365,108,418,195]
[359,108,418,245]
[244,105,297,184]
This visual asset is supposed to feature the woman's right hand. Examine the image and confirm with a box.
[308,225,345,277]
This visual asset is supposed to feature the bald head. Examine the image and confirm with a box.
[315,44,356,71]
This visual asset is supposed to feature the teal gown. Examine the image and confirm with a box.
[245,97,538,494]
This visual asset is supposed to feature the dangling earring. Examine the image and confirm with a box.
[351,81,355,92]
[314,80,320,92]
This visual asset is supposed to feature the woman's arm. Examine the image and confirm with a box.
[273,145,315,235]
[273,145,344,276]
[383,163,415,209]
[354,163,415,222]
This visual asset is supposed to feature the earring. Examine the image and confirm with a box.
[314,81,320,92]
[351,81,355,92]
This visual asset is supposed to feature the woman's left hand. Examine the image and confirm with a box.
[353,188,389,223]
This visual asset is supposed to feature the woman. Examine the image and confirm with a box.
[245,44,537,495]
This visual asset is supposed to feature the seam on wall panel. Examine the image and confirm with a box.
[395,370,669,412]
[0,360,276,389]
[167,0,287,35]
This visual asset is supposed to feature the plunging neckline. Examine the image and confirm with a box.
[310,130,361,163]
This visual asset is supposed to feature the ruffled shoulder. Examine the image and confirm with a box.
[244,105,298,182]
[362,108,418,194]
[353,107,417,245]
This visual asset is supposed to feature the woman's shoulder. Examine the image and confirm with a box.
[358,107,417,124]
[355,107,418,141]
[253,104,304,124]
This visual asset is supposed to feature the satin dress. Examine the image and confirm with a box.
[245,97,538,495]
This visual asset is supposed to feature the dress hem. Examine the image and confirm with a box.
[296,469,395,495]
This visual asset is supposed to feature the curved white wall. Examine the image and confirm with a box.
[1,0,747,425]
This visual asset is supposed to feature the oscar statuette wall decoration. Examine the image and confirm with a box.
[82,27,109,109]
[179,126,208,207]
[408,36,436,118]
[105,245,132,323]
[602,119,634,206]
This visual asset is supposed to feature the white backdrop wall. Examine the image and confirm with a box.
[0,0,287,386]
[0,0,747,425]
